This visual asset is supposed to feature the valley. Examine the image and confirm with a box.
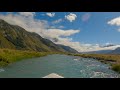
[0,12,120,78]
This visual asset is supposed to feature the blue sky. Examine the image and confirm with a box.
[0,12,120,52]
[36,12,120,45]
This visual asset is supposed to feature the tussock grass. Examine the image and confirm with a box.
[0,49,55,67]
[112,64,120,73]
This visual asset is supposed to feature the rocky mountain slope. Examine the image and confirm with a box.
[0,19,78,53]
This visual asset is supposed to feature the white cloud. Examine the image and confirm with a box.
[48,26,56,29]
[0,12,48,37]
[18,12,35,17]
[65,13,77,22]
[108,17,120,32]
[55,37,81,51]
[48,25,64,29]
[54,38,115,52]
[46,13,55,17]
[105,42,113,46]
[43,29,80,39]
[90,44,120,51]
[78,43,120,52]
[1,12,118,52]
[52,19,62,24]
[81,13,91,22]
[0,12,81,52]
[108,17,120,26]
[118,28,120,32]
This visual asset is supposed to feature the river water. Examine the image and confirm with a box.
[0,54,120,78]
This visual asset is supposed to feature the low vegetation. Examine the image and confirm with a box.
[71,54,120,73]
[1,47,120,74]
[0,48,58,67]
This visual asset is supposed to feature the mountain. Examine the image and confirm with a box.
[109,47,120,54]
[57,44,79,53]
[101,44,115,48]
[82,45,120,54]
[83,50,113,54]
[0,19,78,53]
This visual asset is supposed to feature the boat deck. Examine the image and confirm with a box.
[43,73,64,78]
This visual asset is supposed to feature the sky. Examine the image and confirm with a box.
[0,12,120,52]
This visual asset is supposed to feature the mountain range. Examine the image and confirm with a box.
[109,47,120,54]
[82,50,113,54]
[0,19,78,53]
[83,47,120,54]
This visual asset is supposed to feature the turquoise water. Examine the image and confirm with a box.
[0,54,120,78]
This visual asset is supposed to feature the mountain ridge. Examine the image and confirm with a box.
[108,47,120,54]
[0,19,78,53]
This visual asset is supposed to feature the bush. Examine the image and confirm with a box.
[112,64,120,73]
[3,49,9,53]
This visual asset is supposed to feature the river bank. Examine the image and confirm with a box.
[0,49,58,67]
[70,54,120,73]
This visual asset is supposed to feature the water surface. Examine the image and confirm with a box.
[0,54,119,78]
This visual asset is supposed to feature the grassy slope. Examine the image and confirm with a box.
[0,19,65,52]
[0,33,15,49]
[0,49,57,67]
[71,54,120,73]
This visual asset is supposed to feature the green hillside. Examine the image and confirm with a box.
[0,48,54,67]
[0,19,78,53]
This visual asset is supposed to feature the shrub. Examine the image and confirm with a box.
[112,64,120,73]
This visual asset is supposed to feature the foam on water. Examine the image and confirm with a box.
[73,59,78,61]
[0,69,5,72]
[91,71,115,78]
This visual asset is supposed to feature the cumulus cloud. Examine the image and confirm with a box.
[82,13,91,22]
[73,43,120,52]
[65,13,77,22]
[108,17,120,26]
[18,12,35,17]
[0,12,118,52]
[49,25,64,29]
[55,37,82,51]
[54,38,118,52]
[108,16,120,32]
[43,29,80,39]
[90,44,120,51]
[0,12,81,52]
[105,42,113,46]
[46,13,55,17]
[0,13,48,37]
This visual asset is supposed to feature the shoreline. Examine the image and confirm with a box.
[1,49,120,75]
[70,54,120,74]
[0,49,58,67]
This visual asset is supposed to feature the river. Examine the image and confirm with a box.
[0,54,120,78]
